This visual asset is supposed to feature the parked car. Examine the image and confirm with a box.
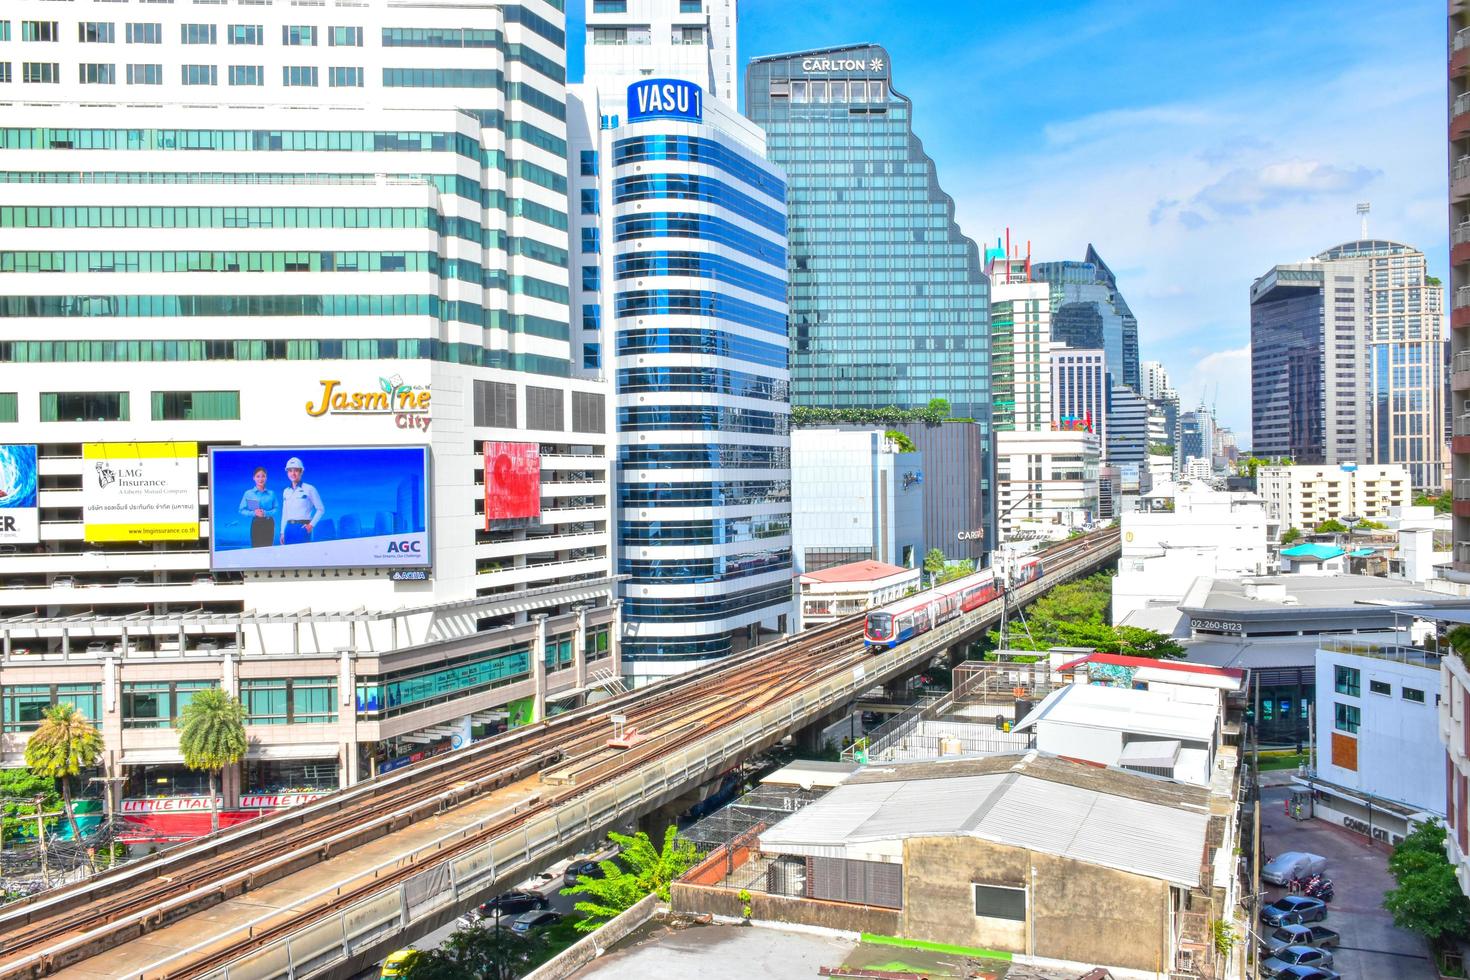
[474,891,548,920]
[1261,944,1335,977]
[1262,923,1341,957]
[1273,966,1340,980]
[509,909,562,934]
[1260,895,1328,927]
[563,860,609,886]
[1262,851,1328,886]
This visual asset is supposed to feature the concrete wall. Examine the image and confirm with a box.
[522,893,662,980]
[899,836,1171,974]
[671,881,901,935]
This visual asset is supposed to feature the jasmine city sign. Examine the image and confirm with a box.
[801,57,885,73]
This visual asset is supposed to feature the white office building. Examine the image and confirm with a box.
[1308,641,1445,842]
[1257,463,1413,533]
[1112,482,1269,626]
[790,427,924,574]
[568,0,791,683]
[0,0,626,832]
[994,430,1100,538]
[584,0,737,106]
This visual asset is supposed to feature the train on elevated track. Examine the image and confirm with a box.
[863,557,1044,650]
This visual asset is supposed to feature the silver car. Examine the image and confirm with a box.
[1262,944,1335,977]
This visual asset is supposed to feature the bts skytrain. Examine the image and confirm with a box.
[863,558,1044,650]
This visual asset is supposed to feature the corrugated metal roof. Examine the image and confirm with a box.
[758,754,1210,888]
[1011,682,1216,741]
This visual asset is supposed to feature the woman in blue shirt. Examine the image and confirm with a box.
[238,466,279,548]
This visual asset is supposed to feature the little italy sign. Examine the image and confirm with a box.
[121,792,329,813]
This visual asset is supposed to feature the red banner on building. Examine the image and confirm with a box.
[484,442,540,526]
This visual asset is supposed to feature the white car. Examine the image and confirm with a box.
[1262,851,1326,886]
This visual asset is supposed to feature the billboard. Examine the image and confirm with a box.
[484,442,540,526]
[0,445,39,545]
[626,78,703,124]
[209,446,430,571]
[82,442,199,543]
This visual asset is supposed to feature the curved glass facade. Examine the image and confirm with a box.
[570,84,792,673]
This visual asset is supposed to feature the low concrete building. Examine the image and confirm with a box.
[1011,682,1221,785]
[795,560,919,629]
[1302,640,1446,843]
[1278,543,1348,575]
[1257,462,1413,533]
[742,753,1231,979]
[1437,619,1470,896]
[1112,481,1269,625]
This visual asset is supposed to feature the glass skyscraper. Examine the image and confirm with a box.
[745,45,993,423]
[1032,245,1140,393]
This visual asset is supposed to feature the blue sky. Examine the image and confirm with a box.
[571,1,1446,436]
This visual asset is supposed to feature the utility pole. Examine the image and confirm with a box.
[33,794,48,882]
[1252,798,1262,980]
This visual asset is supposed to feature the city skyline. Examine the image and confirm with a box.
[565,0,1446,435]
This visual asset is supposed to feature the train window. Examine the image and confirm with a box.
[869,612,891,636]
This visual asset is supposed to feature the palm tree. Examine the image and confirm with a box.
[177,687,247,833]
[24,702,103,868]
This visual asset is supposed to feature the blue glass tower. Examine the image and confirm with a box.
[1032,245,1140,393]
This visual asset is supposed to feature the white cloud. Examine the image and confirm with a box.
[943,31,1444,434]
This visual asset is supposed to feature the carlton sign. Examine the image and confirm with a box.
[801,56,885,72]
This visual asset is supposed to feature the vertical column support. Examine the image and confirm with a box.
[574,605,589,690]
[340,649,357,788]
[610,599,625,682]
[532,614,548,724]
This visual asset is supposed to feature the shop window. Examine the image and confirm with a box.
[240,677,337,724]
[123,680,213,728]
[243,759,339,793]
[3,684,102,732]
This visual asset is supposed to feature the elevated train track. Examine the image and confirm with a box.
[0,528,1118,980]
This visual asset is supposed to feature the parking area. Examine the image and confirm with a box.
[1259,786,1435,979]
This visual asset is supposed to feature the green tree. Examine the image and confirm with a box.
[1314,518,1348,534]
[884,429,916,452]
[1147,443,1174,457]
[23,703,102,862]
[1383,821,1470,945]
[562,827,700,932]
[176,687,247,833]
[1448,626,1470,669]
[1415,491,1453,515]
[923,547,948,587]
[400,925,544,980]
[937,559,975,585]
[1280,527,1303,545]
[1355,519,1386,531]
[1117,625,1187,659]
[984,572,1183,659]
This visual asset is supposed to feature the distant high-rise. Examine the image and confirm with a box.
[1140,361,1176,403]
[746,43,994,547]
[1250,240,1445,488]
[1033,245,1140,393]
[1052,349,1108,445]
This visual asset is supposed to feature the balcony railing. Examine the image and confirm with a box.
[1456,478,1470,500]
[1455,351,1470,375]
[1455,222,1470,246]
[1457,541,1470,565]
[1456,26,1470,52]
[1457,92,1470,118]
[1457,285,1470,309]
[1455,414,1470,437]
[1319,638,1442,669]
[1458,157,1470,183]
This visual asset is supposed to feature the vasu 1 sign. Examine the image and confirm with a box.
[626,78,703,123]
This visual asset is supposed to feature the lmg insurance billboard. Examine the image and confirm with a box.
[82,442,200,543]
[209,446,430,571]
[0,445,39,545]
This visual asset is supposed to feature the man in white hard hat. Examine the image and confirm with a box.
[279,456,325,546]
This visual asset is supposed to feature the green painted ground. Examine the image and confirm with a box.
[859,933,1013,960]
